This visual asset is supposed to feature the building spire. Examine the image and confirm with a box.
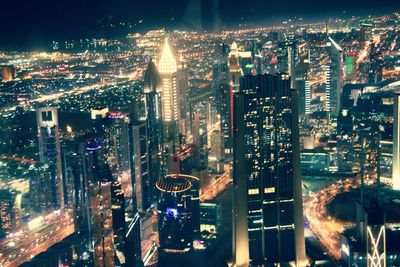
[158,38,177,75]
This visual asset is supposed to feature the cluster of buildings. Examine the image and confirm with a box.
[1,11,400,267]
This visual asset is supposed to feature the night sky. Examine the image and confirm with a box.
[1,0,400,49]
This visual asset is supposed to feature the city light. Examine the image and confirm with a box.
[1,3,400,267]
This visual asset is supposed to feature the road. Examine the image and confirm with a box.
[0,210,75,267]
[200,167,231,202]
[0,155,35,164]
[303,178,358,260]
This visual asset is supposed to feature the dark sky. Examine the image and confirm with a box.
[1,0,400,50]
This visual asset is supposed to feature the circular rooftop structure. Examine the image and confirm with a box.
[156,174,195,193]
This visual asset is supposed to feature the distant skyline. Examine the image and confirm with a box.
[1,0,400,50]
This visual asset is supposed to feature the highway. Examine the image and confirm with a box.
[0,210,75,267]
[200,167,231,202]
[303,178,358,260]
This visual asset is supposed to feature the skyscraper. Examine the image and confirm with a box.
[214,43,231,158]
[225,42,243,158]
[177,54,190,135]
[108,111,130,174]
[232,74,306,266]
[287,41,298,87]
[129,114,151,212]
[294,58,310,117]
[368,42,383,84]
[63,150,89,236]
[158,38,179,140]
[36,106,64,212]
[337,109,354,173]
[84,138,116,267]
[156,174,200,254]
[143,60,163,199]
[228,42,243,92]
[392,91,400,190]
[0,189,20,238]
[326,37,343,116]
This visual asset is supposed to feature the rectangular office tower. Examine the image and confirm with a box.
[232,74,306,266]
[36,106,64,212]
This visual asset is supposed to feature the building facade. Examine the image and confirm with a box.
[232,74,306,266]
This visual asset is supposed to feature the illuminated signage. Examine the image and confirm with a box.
[166,208,178,218]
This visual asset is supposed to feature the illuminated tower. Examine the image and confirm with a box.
[294,58,310,117]
[225,42,243,158]
[233,74,306,266]
[177,54,189,135]
[228,42,242,92]
[109,111,130,174]
[36,106,64,212]
[392,91,400,190]
[326,37,343,116]
[158,38,179,140]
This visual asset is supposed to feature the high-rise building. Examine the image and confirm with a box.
[143,60,163,200]
[110,180,128,266]
[1,65,15,82]
[63,151,89,235]
[294,59,311,117]
[64,121,142,266]
[36,106,64,212]
[392,91,400,190]
[359,23,373,43]
[129,115,151,212]
[326,37,343,116]
[156,174,200,254]
[192,113,208,170]
[200,202,221,234]
[223,42,243,158]
[177,54,190,135]
[378,139,393,186]
[209,130,224,172]
[84,138,116,267]
[287,41,298,88]
[368,42,383,84]
[337,109,354,172]
[228,42,243,92]
[108,111,130,174]
[158,38,179,140]
[29,163,52,213]
[232,74,306,266]
[0,189,20,238]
